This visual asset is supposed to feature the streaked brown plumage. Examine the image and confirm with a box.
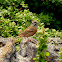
[17,20,38,38]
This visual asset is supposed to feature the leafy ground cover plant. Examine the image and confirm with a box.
[33,24,49,62]
[59,47,62,62]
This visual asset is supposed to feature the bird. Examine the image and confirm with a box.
[17,20,38,38]
[10,20,38,46]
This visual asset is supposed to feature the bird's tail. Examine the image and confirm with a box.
[16,35,23,39]
[14,34,24,40]
[10,35,23,44]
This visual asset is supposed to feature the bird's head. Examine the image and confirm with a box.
[31,20,38,28]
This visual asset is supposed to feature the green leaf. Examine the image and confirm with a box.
[45,52,50,56]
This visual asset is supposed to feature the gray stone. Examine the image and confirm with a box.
[0,36,62,62]
[0,37,18,62]
[46,37,62,62]
[19,37,38,62]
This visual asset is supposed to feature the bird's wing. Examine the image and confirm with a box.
[21,28,34,35]
[18,26,37,37]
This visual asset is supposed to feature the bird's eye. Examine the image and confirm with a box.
[34,22,37,23]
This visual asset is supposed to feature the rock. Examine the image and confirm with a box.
[0,36,62,62]
[46,37,62,62]
[0,37,18,62]
[0,37,38,62]
[16,53,30,62]
[19,37,38,62]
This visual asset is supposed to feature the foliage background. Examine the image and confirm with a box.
[25,0,62,30]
